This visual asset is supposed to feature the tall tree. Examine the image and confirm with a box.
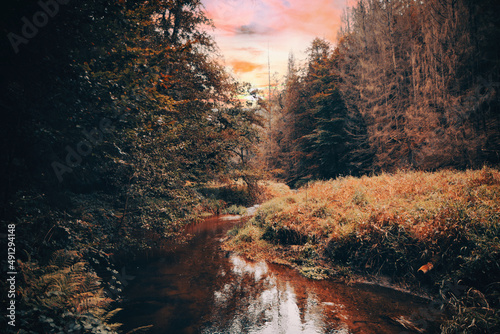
[301,39,350,179]
[0,0,262,245]
[270,39,351,185]
[337,0,500,172]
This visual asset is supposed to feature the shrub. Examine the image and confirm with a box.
[223,205,248,215]
[17,250,120,333]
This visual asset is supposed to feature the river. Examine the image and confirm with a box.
[114,214,441,333]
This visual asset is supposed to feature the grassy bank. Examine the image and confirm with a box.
[196,179,293,215]
[223,168,500,333]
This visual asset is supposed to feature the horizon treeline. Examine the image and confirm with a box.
[268,0,500,186]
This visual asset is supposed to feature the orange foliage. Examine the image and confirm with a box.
[227,167,500,282]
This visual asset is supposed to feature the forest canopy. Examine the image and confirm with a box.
[268,0,500,185]
[1,1,262,331]
[0,0,261,242]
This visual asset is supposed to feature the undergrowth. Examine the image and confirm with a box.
[223,167,500,333]
[197,179,292,214]
[16,250,121,333]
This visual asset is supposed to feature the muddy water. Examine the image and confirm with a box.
[115,215,440,333]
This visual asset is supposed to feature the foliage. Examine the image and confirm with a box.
[255,180,293,203]
[0,0,262,240]
[198,181,253,208]
[223,205,248,216]
[225,168,500,332]
[441,286,500,334]
[298,266,331,280]
[196,178,291,214]
[0,0,263,332]
[269,0,500,182]
[17,250,120,333]
[269,39,352,184]
[338,0,500,172]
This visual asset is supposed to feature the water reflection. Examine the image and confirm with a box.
[204,254,346,333]
[115,216,440,334]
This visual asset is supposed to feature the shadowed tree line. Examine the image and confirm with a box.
[0,0,262,244]
[269,0,500,186]
[0,1,262,332]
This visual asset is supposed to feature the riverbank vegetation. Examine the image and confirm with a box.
[1,0,499,333]
[224,168,500,332]
[196,180,292,215]
[0,0,265,332]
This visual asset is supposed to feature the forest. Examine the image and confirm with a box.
[0,0,499,333]
[268,0,500,184]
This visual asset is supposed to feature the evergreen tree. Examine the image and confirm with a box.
[271,39,352,185]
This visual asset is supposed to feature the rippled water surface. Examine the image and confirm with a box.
[114,215,440,333]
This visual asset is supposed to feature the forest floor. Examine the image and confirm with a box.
[223,167,500,333]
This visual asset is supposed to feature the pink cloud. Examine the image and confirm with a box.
[203,0,345,40]
[202,0,348,86]
[228,60,265,74]
[234,47,264,56]
[263,0,344,41]
[203,0,256,36]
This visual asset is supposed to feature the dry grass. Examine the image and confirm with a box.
[196,179,293,215]
[256,180,293,203]
[224,167,500,333]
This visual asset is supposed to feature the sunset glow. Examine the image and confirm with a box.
[202,0,348,88]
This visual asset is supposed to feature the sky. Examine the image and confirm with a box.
[201,0,349,89]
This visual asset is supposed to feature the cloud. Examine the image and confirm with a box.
[202,0,348,86]
[234,47,264,56]
[234,23,275,36]
[235,25,257,35]
[263,0,344,41]
[202,0,255,36]
[229,60,265,74]
[204,0,344,40]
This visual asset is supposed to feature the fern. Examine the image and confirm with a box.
[72,290,113,313]
[19,249,120,333]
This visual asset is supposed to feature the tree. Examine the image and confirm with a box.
[270,39,352,185]
[0,0,262,246]
[301,39,350,179]
[337,0,500,172]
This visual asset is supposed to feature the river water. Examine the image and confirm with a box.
[114,215,441,333]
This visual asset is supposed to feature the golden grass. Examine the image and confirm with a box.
[223,224,290,265]
[253,168,500,243]
[256,180,293,203]
[224,167,500,332]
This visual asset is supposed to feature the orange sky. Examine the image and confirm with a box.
[201,0,348,88]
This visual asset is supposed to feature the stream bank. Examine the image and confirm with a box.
[114,214,442,333]
[223,170,500,333]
